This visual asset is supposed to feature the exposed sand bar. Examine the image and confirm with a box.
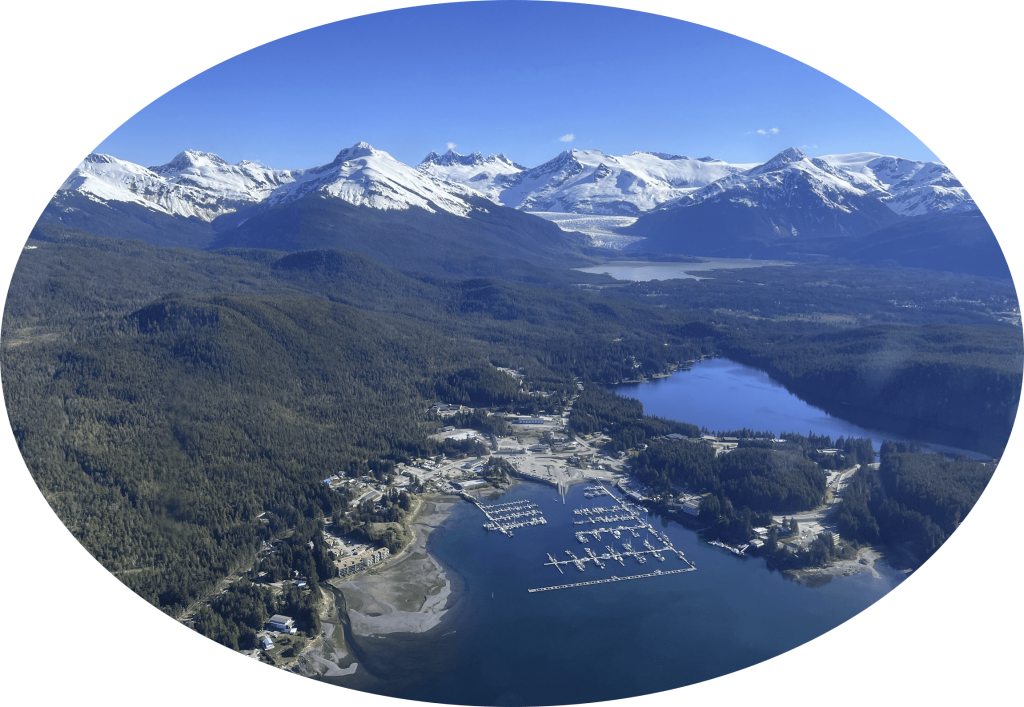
[331,496,457,637]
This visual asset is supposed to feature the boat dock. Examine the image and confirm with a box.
[534,481,697,591]
[708,539,747,557]
[528,567,696,593]
[472,498,547,536]
[582,485,611,500]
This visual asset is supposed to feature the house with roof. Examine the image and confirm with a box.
[268,614,296,633]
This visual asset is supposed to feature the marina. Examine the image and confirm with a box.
[337,361,916,705]
[533,482,696,591]
[470,497,548,536]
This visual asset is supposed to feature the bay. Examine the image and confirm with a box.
[330,357,948,705]
[339,489,902,705]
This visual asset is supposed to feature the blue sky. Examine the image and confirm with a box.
[95,1,938,170]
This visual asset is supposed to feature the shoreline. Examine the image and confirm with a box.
[329,493,461,637]
[296,492,464,681]
[782,546,885,585]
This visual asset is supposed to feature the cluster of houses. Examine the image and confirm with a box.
[258,614,298,651]
[335,546,390,577]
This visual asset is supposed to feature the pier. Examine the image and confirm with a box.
[708,539,747,557]
[528,567,696,593]
[472,498,547,536]
[546,536,693,571]
[535,481,697,592]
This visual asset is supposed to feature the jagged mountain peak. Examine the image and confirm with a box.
[422,149,485,167]
[752,146,810,173]
[332,141,379,163]
[83,152,128,166]
[420,150,523,170]
[153,150,230,173]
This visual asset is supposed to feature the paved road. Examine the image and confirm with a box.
[773,464,862,545]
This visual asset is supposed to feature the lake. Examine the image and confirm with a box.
[573,259,793,281]
[616,358,988,459]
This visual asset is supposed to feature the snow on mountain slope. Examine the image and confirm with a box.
[628,147,901,252]
[817,152,974,216]
[418,150,524,202]
[57,144,976,232]
[58,153,265,221]
[266,142,483,217]
[496,149,756,215]
[60,143,484,222]
[665,147,869,216]
[149,150,296,205]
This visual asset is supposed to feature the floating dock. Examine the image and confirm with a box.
[472,498,547,536]
[528,567,695,593]
[536,481,696,591]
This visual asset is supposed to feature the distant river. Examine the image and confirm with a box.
[616,358,988,459]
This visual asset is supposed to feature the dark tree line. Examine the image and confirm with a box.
[3,231,1017,624]
[834,442,995,563]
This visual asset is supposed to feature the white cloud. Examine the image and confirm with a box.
[756,127,781,136]
[446,142,457,151]
[559,133,575,142]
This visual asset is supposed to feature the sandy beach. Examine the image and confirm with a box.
[331,495,458,637]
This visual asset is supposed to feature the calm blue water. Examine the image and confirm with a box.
[326,357,935,705]
[617,358,987,459]
[333,485,902,705]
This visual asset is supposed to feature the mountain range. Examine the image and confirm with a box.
[37,141,1005,278]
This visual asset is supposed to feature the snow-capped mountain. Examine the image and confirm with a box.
[57,142,487,223]
[418,149,524,202]
[627,147,902,252]
[149,150,296,207]
[52,142,981,256]
[265,142,484,217]
[488,149,755,215]
[665,146,874,220]
[39,141,1000,277]
[58,152,289,222]
[817,152,974,216]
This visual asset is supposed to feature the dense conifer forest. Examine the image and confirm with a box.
[834,443,995,561]
[2,228,1019,617]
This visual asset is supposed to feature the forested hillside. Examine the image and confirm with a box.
[2,230,1019,613]
[720,323,1021,457]
[835,442,996,562]
[1,234,714,611]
